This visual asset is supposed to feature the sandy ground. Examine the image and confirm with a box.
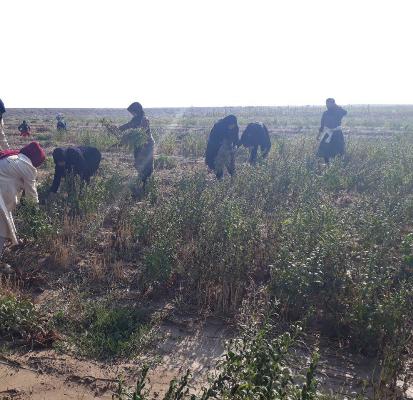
[0,316,229,399]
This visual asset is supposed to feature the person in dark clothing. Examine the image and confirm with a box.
[118,102,155,188]
[49,146,101,193]
[205,115,239,179]
[240,122,271,165]
[56,114,67,131]
[18,120,31,137]
[0,99,9,149]
[0,99,5,116]
[317,98,347,163]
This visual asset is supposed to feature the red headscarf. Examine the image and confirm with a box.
[20,142,46,168]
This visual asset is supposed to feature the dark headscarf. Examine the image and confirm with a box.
[221,114,237,127]
[0,99,5,115]
[52,147,67,163]
[127,102,144,122]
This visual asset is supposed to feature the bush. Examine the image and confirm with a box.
[0,293,43,340]
[54,301,152,359]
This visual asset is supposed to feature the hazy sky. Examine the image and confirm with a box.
[2,0,413,107]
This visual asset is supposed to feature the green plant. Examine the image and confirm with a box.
[154,155,178,170]
[0,293,43,341]
[114,322,320,400]
[14,199,55,242]
[55,301,153,359]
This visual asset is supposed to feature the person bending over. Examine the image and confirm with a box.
[240,122,271,165]
[0,142,45,271]
[205,115,239,179]
[49,146,102,193]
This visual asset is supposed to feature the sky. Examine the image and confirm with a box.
[2,0,413,108]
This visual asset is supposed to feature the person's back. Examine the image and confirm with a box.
[321,106,347,130]
[241,122,271,164]
[205,115,239,178]
[241,122,270,148]
[0,142,45,269]
[50,146,101,193]
[66,146,101,178]
[0,154,38,200]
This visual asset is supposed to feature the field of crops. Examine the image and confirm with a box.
[0,106,412,399]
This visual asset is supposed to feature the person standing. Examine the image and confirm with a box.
[56,114,67,131]
[205,115,239,179]
[119,102,155,189]
[0,98,9,149]
[317,98,347,164]
[0,142,46,270]
[18,120,31,137]
[240,122,271,165]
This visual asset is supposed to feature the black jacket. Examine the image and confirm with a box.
[205,115,239,169]
[50,146,102,193]
[320,106,347,131]
[240,123,271,153]
[18,121,30,133]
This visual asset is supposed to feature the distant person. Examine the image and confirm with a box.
[205,115,239,179]
[0,98,9,149]
[118,102,155,189]
[240,122,271,165]
[56,114,67,131]
[49,146,102,193]
[317,98,347,164]
[0,142,45,271]
[18,120,31,137]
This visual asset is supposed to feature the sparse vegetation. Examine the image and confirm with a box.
[1,106,412,398]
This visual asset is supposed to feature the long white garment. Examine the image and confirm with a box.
[0,119,9,150]
[0,154,39,244]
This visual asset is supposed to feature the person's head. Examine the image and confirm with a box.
[52,147,66,167]
[127,102,144,121]
[23,120,27,124]
[20,142,46,168]
[222,114,238,131]
[326,98,336,110]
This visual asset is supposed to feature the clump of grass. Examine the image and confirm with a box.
[0,292,44,341]
[14,199,55,243]
[78,130,119,151]
[53,301,153,359]
[154,155,178,170]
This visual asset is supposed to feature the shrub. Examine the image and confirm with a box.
[54,301,152,359]
[0,293,43,341]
